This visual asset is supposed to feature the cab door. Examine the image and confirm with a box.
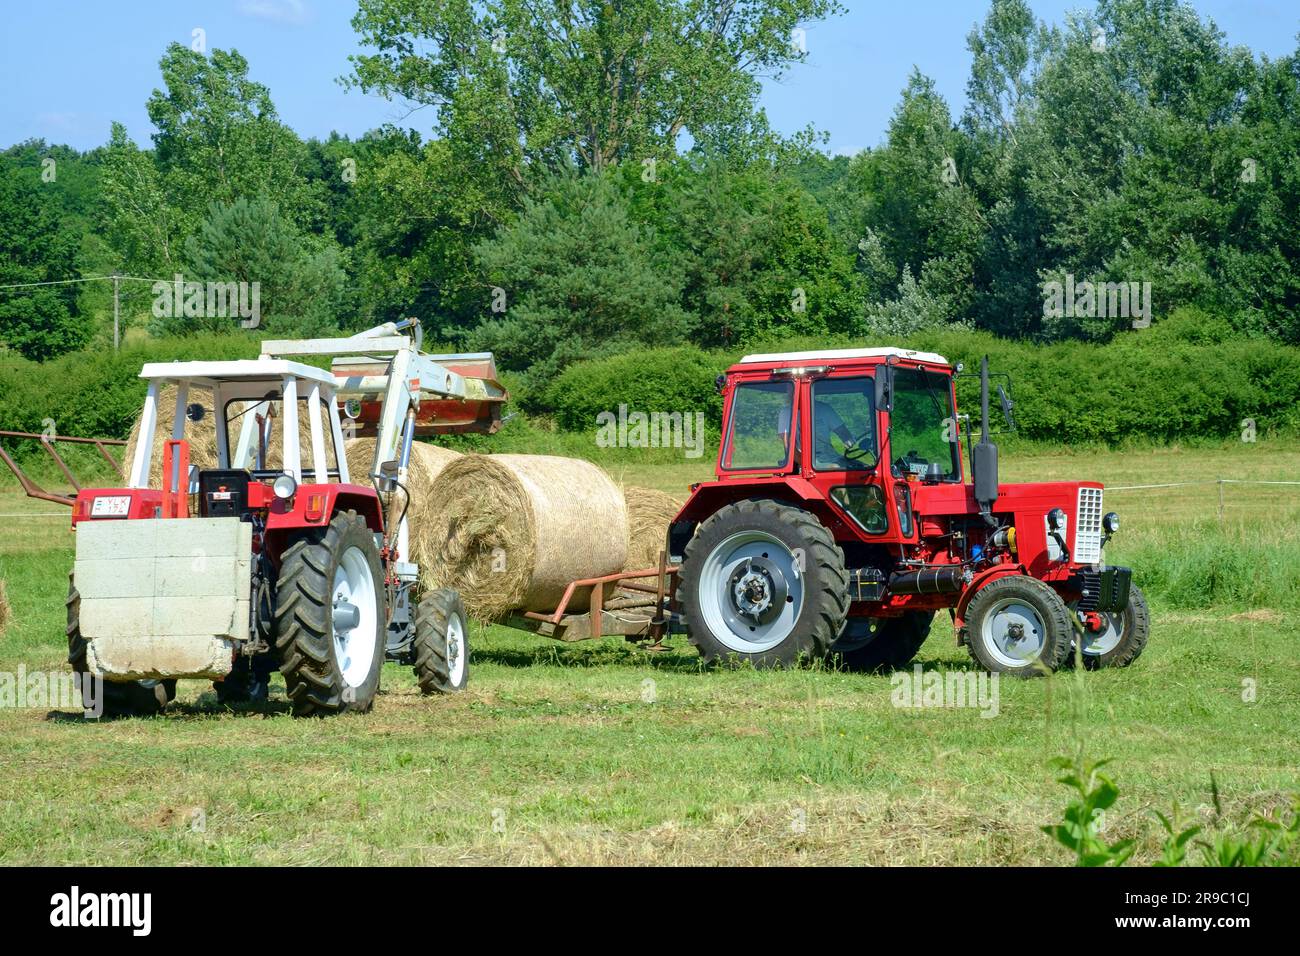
[803,372,893,541]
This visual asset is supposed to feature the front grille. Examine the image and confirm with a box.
[1075,487,1104,564]
[1074,566,1131,612]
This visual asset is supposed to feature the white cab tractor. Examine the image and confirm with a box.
[64,319,505,717]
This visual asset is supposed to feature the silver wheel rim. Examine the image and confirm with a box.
[980,597,1047,668]
[1080,612,1124,657]
[332,546,378,688]
[698,530,803,653]
[446,612,467,685]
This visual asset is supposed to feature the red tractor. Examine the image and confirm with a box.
[669,348,1147,675]
[61,320,505,717]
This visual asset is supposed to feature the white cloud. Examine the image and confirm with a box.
[237,0,311,25]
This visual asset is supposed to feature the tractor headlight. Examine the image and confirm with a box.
[1103,511,1120,534]
[1047,507,1066,531]
[272,473,298,500]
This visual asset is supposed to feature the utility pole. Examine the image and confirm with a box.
[112,272,121,350]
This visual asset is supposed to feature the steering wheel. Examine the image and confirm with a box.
[842,431,878,466]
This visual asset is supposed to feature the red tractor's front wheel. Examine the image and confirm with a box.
[679,499,848,668]
[1071,583,1150,669]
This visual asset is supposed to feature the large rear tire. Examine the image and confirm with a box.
[275,511,385,716]
[413,588,469,694]
[962,575,1072,677]
[679,499,848,668]
[831,611,934,672]
[66,574,176,718]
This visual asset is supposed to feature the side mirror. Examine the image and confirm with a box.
[997,385,1016,430]
[714,375,726,395]
[186,403,205,422]
[343,398,362,420]
[874,366,893,412]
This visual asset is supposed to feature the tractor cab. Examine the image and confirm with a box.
[73,359,365,529]
[711,347,962,547]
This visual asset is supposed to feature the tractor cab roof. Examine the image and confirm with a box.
[137,359,338,392]
[734,346,950,374]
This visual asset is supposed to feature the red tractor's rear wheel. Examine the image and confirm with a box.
[274,510,385,716]
[831,612,934,672]
[679,499,848,668]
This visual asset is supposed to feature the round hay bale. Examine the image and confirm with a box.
[121,384,220,486]
[342,437,460,489]
[622,486,682,571]
[419,454,628,620]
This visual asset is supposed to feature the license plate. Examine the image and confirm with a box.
[90,495,131,517]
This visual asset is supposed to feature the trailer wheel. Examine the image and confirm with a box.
[275,511,385,716]
[679,499,848,668]
[962,576,1072,677]
[1073,584,1150,669]
[412,588,469,694]
[66,574,175,717]
[831,612,934,672]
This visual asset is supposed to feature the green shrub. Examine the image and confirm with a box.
[545,346,724,435]
[4,322,1297,456]
[0,333,257,447]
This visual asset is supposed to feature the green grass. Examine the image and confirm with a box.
[0,441,1298,865]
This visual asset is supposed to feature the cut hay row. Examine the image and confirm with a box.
[0,579,11,635]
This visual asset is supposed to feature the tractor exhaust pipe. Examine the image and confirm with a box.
[972,355,999,528]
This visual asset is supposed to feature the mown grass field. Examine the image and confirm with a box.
[0,440,1297,865]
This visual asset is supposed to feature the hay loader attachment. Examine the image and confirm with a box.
[0,431,128,506]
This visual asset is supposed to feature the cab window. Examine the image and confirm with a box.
[224,397,341,475]
[722,380,794,470]
[811,376,876,471]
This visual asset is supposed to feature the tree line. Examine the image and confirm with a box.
[1,0,1297,399]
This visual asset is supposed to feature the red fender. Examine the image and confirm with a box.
[953,563,1026,631]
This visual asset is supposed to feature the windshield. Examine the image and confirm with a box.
[890,367,960,480]
[224,397,340,474]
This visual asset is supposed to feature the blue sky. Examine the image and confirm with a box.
[2,1,1296,155]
